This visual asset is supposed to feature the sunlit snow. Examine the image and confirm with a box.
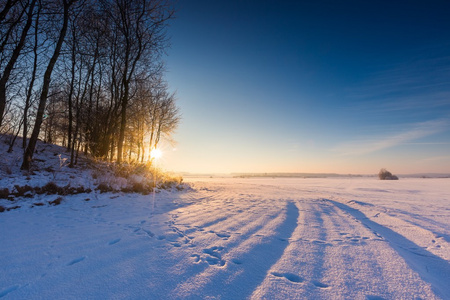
[1,175,449,299]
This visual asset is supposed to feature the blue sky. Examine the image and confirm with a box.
[162,0,450,174]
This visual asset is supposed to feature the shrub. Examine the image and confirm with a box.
[91,160,184,193]
[378,168,399,180]
[96,182,113,193]
[49,197,63,206]
[132,182,150,194]
[7,205,20,211]
[41,182,60,194]
[14,185,34,197]
[0,188,9,199]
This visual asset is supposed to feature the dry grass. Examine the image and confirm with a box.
[94,161,185,194]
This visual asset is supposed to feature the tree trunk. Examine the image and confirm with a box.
[22,0,72,170]
[23,3,41,149]
[116,90,128,163]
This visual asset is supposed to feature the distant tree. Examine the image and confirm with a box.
[378,168,398,180]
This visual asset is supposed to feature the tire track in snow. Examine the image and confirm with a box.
[328,200,450,299]
[318,202,392,299]
[163,200,272,251]
[253,199,439,300]
[169,199,286,273]
[172,201,299,299]
[343,199,449,260]
[252,201,336,299]
[0,285,20,298]
[167,190,285,252]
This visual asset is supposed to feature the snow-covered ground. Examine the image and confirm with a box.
[1,176,449,299]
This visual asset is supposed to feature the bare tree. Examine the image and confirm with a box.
[22,0,76,170]
[137,76,180,162]
[0,0,21,23]
[0,0,179,171]
[22,0,42,149]
[0,0,37,127]
[102,0,173,163]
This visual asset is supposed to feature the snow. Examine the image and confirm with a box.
[0,138,96,192]
[1,174,449,299]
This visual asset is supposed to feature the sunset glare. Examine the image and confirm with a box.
[150,149,162,160]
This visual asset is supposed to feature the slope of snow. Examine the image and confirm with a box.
[0,136,96,192]
[1,175,449,299]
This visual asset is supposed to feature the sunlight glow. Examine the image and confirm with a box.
[150,148,163,160]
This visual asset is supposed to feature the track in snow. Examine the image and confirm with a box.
[0,177,448,299]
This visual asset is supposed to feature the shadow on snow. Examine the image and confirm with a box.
[328,200,450,299]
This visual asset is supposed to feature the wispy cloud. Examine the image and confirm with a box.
[419,155,450,163]
[349,52,450,96]
[333,119,449,156]
[344,50,450,117]
[346,91,450,116]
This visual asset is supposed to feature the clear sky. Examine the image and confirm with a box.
[161,0,450,175]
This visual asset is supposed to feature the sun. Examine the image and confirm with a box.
[150,148,162,160]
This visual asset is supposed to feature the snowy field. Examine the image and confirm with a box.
[1,177,449,299]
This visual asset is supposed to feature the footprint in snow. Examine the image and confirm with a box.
[271,272,304,283]
[215,232,231,239]
[108,238,121,245]
[142,229,154,237]
[205,256,225,266]
[312,240,331,245]
[312,280,330,289]
[202,247,226,267]
[67,256,86,266]
[195,226,205,232]
[0,285,20,298]
[190,254,201,263]
[365,296,388,300]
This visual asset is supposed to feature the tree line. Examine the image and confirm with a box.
[0,0,179,170]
